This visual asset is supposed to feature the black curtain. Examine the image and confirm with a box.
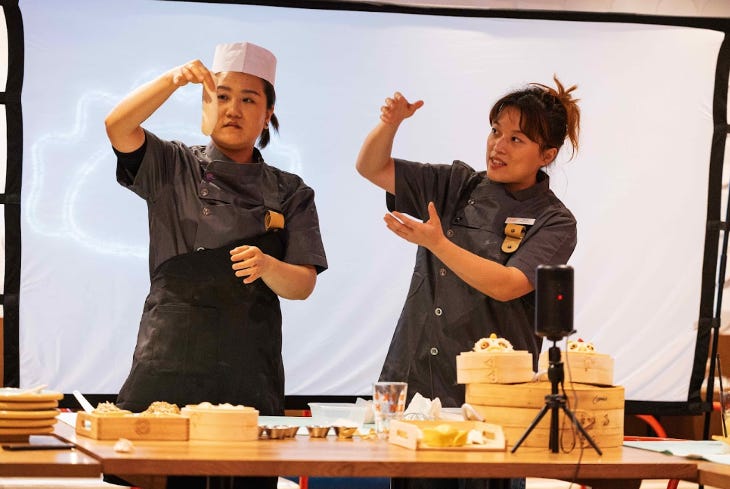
[2,0,23,387]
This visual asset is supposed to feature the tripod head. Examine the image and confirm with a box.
[547,342,564,389]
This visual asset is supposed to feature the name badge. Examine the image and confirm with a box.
[505,217,536,226]
[502,217,534,253]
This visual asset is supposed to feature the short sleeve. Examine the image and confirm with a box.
[114,138,147,184]
[280,179,328,274]
[506,208,577,286]
[115,129,187,201]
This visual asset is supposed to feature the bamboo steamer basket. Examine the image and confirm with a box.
[465,381,624,449]
[181,404,259,442]
[538,350,614,386]
[456,351,535,384]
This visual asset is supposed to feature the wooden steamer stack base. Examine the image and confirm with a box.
[457,347,624,449]
[181,404,259,442]
[465,381,624,449]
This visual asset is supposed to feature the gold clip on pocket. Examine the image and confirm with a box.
[265,210,285,231]
[501,224,526,253]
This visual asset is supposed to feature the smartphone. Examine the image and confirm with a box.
[2,435,74,451]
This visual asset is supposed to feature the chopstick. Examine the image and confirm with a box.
[72,390,95,413]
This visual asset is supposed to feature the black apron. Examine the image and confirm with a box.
[117,160,287,416]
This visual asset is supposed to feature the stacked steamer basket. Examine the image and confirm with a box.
[181,402,259,442]
[0,387,64,442]
[456,334,535,384]
[458,337,624,449]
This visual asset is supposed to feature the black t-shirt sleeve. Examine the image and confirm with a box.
[114,138,148,184]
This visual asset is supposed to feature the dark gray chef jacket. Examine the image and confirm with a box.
[114,130,327,415]
[381,158,576,407]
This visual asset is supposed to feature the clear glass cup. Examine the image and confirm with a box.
[722,392,730,436]
[372,381,408,436]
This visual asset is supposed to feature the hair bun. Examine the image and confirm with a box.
[532,75,581,158]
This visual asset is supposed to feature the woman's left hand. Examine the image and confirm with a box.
[384,201,445,250]
[230,245,271,284]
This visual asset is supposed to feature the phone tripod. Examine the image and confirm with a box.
[511,342,602,455]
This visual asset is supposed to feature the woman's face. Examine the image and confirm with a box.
[210,72,273,161]
[486,106,556,192]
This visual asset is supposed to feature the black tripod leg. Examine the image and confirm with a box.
[510,403,551,453]
[560,405,603,455]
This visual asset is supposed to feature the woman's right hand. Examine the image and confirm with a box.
[380,92,424,126]
[355,91,423,194]
[170,60,216,92]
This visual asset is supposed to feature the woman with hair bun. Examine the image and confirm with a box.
[356,76,581,489]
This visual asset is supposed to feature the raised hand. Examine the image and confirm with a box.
[380,92,424,126]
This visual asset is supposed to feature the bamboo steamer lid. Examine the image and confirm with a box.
[456,351,535,384]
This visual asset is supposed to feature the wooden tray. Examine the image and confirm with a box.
[0,389,64,402]
[76,412,188,441]
[0,418,57,428]
[388,420,506,451]
[0,426,54,441]
[0,409,59,420]
[0,401,58,411]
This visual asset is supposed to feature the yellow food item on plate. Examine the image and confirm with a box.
[421,424,468,447]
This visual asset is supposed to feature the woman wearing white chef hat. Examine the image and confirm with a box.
[105,42,327,489]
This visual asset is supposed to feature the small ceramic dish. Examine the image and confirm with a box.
[306,425,331,438]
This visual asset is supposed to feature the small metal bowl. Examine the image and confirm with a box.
[258,425,267,439]
[333,425,358,439]
[306,425,331,438]
[285,426,300,438]
[268,425,291,439]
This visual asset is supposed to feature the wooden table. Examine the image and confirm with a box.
[699,461,730,488]
[0,434,101,478]
[53,422,699,489]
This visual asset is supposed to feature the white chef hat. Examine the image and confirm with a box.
[211,42,277,86]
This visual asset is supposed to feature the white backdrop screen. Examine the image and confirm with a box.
[18,0,722,403]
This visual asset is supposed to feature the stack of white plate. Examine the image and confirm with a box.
[0,387,64,441]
